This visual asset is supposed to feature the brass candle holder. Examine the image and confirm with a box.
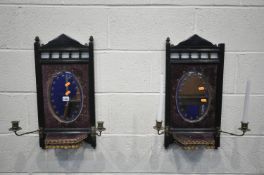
[153,120,165,135]
[92,121,106,136]
[219,122,250,136]
[239,122,251,132]
[9,121,39,136]
[9,121,22,132]
[153,120,250,137]
[9,120,106,136]
[96,121,106,136]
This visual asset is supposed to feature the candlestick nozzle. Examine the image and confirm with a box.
[9,121,22,132]
[153,120,164,135]
[239,122,251,132]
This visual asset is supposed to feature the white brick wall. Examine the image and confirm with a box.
[0,1,264,174]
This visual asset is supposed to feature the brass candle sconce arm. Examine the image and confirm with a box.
[10,120,106,136]
[218,122,250,136]
[9,121,39,136]
[153,121,251,137]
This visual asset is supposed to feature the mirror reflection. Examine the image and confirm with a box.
[176,71,210,123]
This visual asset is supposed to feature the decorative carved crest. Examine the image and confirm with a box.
[172,34,218,49]
[41,34,87,49]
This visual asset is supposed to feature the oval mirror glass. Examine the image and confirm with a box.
[48,71,83,123]
[176,71,210,123]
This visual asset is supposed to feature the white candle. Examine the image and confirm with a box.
[242,80,251,123]
[157,74,164,122]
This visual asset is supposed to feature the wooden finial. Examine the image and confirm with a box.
[89,36,94,42]
[35,36,40,43]
[166,37,170,43]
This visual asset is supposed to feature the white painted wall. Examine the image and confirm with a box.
[0,0,264,174]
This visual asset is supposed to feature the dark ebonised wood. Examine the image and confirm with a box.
[165,34,225,149]
[34,34,96,149]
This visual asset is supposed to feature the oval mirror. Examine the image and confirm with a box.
[48,71,83,123]
[176,71,211,123]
